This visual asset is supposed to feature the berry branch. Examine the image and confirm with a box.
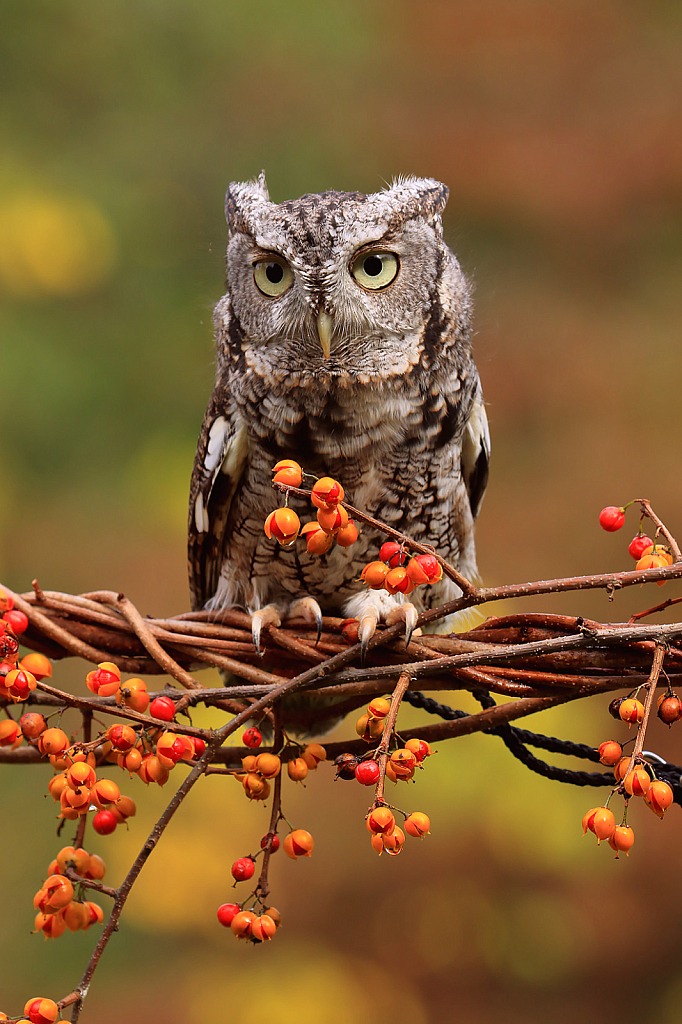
[4,482,682,1019]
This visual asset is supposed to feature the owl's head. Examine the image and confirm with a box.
[220,172,471,385]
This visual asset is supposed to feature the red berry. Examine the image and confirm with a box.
[355,760,380,785]
[149,696,175,721]
[599,506,625,531]
[260,833,280,853]
[231,856,255,881]
[411,553,443,582]
[379,541,407,567]
[193,737,206,756]
[628,534,654,560]
[217,902,241,927]
[92,810,118,835]
[2,609,29,635]
[242,728,262,748]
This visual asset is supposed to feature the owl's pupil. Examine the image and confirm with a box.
[266,263,284,284]
[363,255,383,277]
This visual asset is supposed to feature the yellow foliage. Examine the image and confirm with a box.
[0,192,116,297]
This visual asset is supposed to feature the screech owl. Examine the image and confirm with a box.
[188,172,489,666]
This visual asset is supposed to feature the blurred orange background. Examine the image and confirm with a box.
[2,2,682,1020]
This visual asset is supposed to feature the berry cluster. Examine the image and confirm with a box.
[334,695,432,856]
[582,682,681,858]
[360,541,443,596]
[235,733,326,800]
[265,462,358,553]
[33,846,104,939]
[0,587,30,638]
[598,504,673,581]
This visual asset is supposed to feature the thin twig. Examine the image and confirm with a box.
[373,672,410,808]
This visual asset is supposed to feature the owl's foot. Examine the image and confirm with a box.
[344,590,421,662]
[386,602,419,648]
[251,604,282,656]
[287,597,323,644]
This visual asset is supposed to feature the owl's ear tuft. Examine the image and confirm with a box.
[384,176,449,225]
[225,172,271,235]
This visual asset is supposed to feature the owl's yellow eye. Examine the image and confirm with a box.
[253,257,293,297]
[350,251,399,291]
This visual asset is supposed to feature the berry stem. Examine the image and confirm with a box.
[372,672,410,809]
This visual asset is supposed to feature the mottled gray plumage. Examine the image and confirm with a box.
[188,173,489,639]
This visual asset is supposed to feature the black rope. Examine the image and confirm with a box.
[403,688,682,804]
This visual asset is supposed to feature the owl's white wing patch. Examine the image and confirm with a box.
[461,388,490,519]
[188,405,249,609]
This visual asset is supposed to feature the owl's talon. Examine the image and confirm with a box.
[358,608,379,665]
[251,605,282,656]
[386,602,419,648]
[288,597,324,645]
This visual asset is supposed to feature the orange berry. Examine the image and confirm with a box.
[243,773,271,801]
[384,566,415,595]
[404,811,431,838]
[336,520,359,547]
[390,749,417,774]
[35,875,74,913]
[366,806,395,835]
[39,728,70,757]
[66,761,96,790]
[406,558,430,585]
[382,826,406,856]
[582,806,616,841]
[301,743,326,769]
[230,910,256,939]
[404,738,432,761]
[360,561,390,589]
[47,774,68,801]
[91,778,121,806]
[117,678,149,713]
[251,914,278,942]
[264,507,301,546]
[118,748,143,773]
[0,719,20,747]
[85,854,106,880]
[623,768,651,797]
[19,713,47,739]
[367,697,391,719]
[85,662,121,697]
[300,521,334,554]
[263,906,282,928]
[311,476,344,506]
[619,698,645,724]
[63,901,91,933]
[608,824,635,857]
[24,998,59,1024]
[370,833,385,855]
[18,653,52,680]
[113,795,136,820]
[34,910,67,939]
[255,752,281,778]
[283,829,314,859]
[316,503,349,534]
[56,846,90,876]
[597,740,623,766]
[4,668,37,702]
[645,779,674,817]
[356,714,384,742]
[287,757,309,782]
[272,459,303,487]
[84,901,104,928]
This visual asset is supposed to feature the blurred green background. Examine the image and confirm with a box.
[2,1,682,1020]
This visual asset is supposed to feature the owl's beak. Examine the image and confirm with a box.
[316,311,333,359]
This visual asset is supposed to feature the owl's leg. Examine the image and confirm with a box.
[251,604,284,656]
[287,597,324,644]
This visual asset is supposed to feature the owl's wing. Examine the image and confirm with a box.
[461,383,490,519]
[188,397,249,610]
